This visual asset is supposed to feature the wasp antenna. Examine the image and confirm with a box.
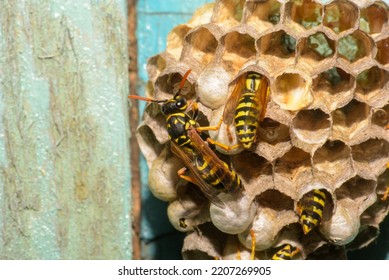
[179,69,192,90]
[128,95,168,104]
[128,95,155,102]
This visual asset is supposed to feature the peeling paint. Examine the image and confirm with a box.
[0,0,131,259]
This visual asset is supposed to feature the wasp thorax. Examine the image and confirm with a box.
[140,0,389,259]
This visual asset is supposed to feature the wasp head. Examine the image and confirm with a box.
[161,94,187,115]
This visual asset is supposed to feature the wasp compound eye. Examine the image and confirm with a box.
[175,98,186,108]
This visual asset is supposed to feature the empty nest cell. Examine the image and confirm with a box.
[136,122,165,166]
[331,99,370,144]
[258,29,297,58]
[147,54,167,83]
[155,71,196,99]
[337,30,373,63]
[244,0,282,31]
[312,66,355,112]
[286,0,323,30]
[167,25,192,60]
[273,72,313,111]
[355,66,389,107]
[300,32,335,60]
[291,109,331,146]
[222,31,257,73]
[359,2,388,36]
[323,0,358,34]
[256,29,297,72]
[312,140,354,188]
[376,37,389,65]
[233,151,272,182]
[335,176,376,212]
[351,138,389,180]
[274,146,312,198]
[212,0,244,27]
[184,27,218,66]
[257,189,295,212]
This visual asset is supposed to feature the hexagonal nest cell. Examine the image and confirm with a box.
[136,0,389,260]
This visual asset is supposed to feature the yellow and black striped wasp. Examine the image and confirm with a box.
[296,189,327,235]
[129,70,243,207]
[200,71,271,152]
[271,244,300,260]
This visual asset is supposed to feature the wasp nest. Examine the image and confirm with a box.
[136,0,389,259]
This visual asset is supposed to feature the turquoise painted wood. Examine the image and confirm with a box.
[136,0,389,260]
[136,0,213,259]
[0,0,131,259]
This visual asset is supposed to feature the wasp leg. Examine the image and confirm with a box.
[187,100,200,121]
[177,167,198,185]
[206,137,242,152]
[382,163,389,201]
[296,202,303,216]
[290,247,300,259]
[382,187,389,201]
[196,118,223,132]
[236,242,241,260]
[226,125,234,143]
[196,117,243,151]
[196,116,234,143]
[234,230,255,260]
[250,229,256,260]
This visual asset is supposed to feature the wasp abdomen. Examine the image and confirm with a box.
[271,244,299,260]
[194,154,242,193]
[234,92,261,149]
[298,189,326,234]
[195,156,226,191]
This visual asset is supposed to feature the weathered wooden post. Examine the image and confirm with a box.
[0,0,131,259]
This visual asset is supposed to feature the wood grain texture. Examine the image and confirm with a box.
[0,0,131,259]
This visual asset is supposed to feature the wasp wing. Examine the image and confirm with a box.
[256,76,271,121]
[243,75,271,144]
[242,75,271,122]
[187,127,242,194]
[170,142,225,208]
[223,74,246,126]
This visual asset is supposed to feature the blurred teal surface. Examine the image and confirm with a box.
[136,0,389,260]
[136,0,213,260]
